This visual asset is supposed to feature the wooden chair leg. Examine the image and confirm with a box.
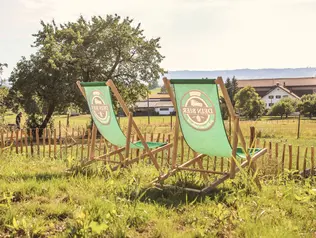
[230,117,239,179]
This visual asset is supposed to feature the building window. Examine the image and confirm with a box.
[269,103,274,107]
[283,95,288,98]
[268,95,274,99]
[276,95,281,99]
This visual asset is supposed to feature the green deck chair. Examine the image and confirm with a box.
[77,80,172,171]
[156,77,267,193]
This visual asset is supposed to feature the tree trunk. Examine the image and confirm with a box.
[310,112,312,119]
[40,104,55,130]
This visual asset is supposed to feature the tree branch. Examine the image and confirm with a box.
[107,48,121,79]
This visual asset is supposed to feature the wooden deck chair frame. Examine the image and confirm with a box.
[154,77,267,193]
[76,80,172,172]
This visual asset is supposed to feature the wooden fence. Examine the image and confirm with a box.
[0,126,315,177]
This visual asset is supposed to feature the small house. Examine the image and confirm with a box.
[134,93,174,116]
[262,83,300,108]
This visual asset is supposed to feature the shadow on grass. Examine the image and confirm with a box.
[140,185,233,208]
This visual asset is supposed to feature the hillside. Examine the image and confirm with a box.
[164,67,316,80]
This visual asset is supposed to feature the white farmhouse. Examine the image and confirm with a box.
[134,93,175,116]
[262,83,300,109]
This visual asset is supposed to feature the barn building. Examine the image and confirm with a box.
[237,77,316,97]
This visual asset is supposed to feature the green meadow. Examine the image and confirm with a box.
[1,114,315,237]
[0,155,315,237]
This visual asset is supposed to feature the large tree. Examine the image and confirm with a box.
[269,97,298,119]
[234,86,265,119]
[9,15,164,129]
[299,94,316,119]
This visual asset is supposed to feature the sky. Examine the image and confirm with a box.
[1,0,316,78]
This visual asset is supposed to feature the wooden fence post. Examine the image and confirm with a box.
[20,130,23,154]
[87,129,91,159]
[15,130,19,154]
[81,127,84,160]
[303,147,308,177]
[167,134,171,163]
[180,136,184,164]
[296,146,300,171]
[48,129,51,158]
[59,129,62,159]
[58,121,61,139]
[289,144,292,170]
[24,129,28,157]
[54,129,57,158]
[0,130,4,149]
[98,137,102,157]
[30,129,34,156]
[249,126,255,147]
[311,146,314,177]
[42,128,46,157]
[65,127,68,157]
[71,127,75,159]
[297,113,301,139]
[161,133,165,167]
[36,128,40,156]
[10,130,14,154]
[281,143,286,172]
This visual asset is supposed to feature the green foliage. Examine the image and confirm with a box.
[221,77,239,119]
[0,63,8,86]
[219,96,229,120]
[269,97,299,119]
[9,14,164,128]
[0,87,9,124]
[148,81,159,90]
[26,114,54,129]
[6,217,46,237]
[160,85,167,93]
[234,86,265,119]
[0,63,9,124]
[299,94,316,118]
[225,76,239,106]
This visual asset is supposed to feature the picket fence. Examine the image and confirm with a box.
[0,125,315,177]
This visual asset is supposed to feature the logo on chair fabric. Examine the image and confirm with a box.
[180,90,216,130]
[90,90,111,125]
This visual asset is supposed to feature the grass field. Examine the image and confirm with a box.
[5,113,316,138]
[2,113,316,237]
[0,155,315,237]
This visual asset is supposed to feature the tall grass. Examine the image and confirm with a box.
[0,154,315,237]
